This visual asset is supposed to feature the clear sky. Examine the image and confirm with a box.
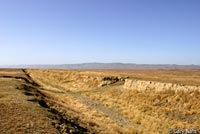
[0,0,200,65]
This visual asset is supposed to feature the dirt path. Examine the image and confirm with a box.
[68,92,133,128]
[35,79,137,129]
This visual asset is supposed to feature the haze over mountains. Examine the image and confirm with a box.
[1,63,200,70]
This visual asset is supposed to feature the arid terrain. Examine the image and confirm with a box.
[0,69,199,134]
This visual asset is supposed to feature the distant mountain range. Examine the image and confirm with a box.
[1,63,200,70]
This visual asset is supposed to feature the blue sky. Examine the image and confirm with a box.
[0,0,200,65]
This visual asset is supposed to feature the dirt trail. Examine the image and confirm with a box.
[68,92,134,127]
[35,79,139,129]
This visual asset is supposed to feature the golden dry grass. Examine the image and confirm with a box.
[27,69,200,134]
[83,86,200,133]
[28,69,138,133]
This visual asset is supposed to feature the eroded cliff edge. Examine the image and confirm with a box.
[124,79,200,92]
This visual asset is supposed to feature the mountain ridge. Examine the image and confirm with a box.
[1,63,200,70]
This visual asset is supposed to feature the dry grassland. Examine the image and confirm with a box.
[26,69,200,134]
[0,69,59,134]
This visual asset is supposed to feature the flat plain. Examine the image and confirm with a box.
[0,69,199,134]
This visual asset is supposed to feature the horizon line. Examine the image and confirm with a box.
[0,63,200,66]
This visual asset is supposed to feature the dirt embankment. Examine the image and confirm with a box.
[124,79,200,92]
[0,75,58,133]
[27,69,128,91]
[0,69,93,134]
